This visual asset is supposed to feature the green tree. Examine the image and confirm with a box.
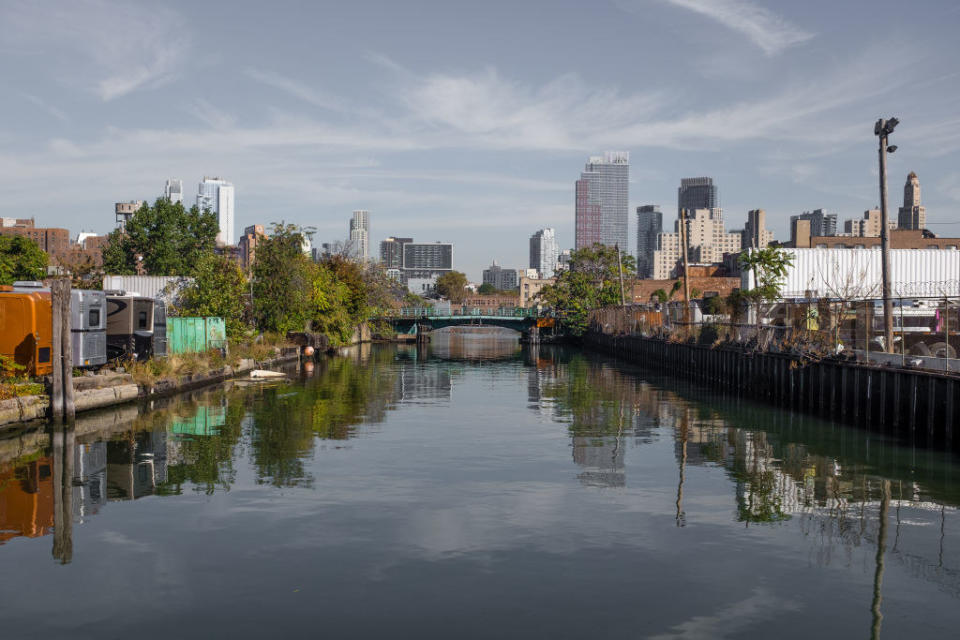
[0,236,48,285]
[477,282,497,295]
[652,288,668,303]
[537,244,636,336]
[739,247,793,303]
[252,223,315,334]
[101,198,219,276]
[435,270,468,302]
[178,253,249,339]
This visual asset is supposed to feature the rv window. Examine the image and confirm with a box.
[38,347,51,363]
[89,309,100,326]
[138,311,148,328]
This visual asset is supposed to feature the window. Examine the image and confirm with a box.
[38,347,50,363]
[138,311,148,329]
[89,309,100,326]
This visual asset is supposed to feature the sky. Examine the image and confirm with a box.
[2,0,959,281]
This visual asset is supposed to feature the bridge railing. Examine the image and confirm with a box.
[393,306,541,319]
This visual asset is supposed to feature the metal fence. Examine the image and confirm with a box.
[590,296,960,373]
[394,306,540,319]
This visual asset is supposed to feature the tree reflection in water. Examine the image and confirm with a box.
[531,346,959,617]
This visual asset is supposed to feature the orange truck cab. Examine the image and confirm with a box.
[0,286,53,377]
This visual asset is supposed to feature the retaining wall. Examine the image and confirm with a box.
[585,333,959,452]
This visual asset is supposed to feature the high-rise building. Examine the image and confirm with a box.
[380,236,413,269]
[651,208,741,279]
[164,179,183,204]
[575,151,629,250]
[790,209,837,238]
[636,205,663,278]
[678,177,717,215]
[482,262,518,291]
[529,228,558,279]
[402,242,453,280]
[742,209,774,250]
[349,210,370,261]
[196,177,235,246]
[898,171,926,230]
[843,209,895,237]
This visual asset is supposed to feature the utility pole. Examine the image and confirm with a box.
[616,244,626,308]
[875,117,899,353]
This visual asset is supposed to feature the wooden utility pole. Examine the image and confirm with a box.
[60,279,75,420]
[51,280,63,423]
[49,279,75,421]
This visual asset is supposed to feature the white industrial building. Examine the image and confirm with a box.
[742,248,960,300]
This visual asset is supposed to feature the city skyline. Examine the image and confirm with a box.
[2,1,960,278]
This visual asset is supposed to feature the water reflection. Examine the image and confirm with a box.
[531,347,960,623]
[0,341,957,638]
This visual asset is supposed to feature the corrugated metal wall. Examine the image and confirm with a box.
[742,249,960,299]
[102,275,193,300]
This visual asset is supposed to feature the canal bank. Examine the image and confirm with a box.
[584,332,960,451]
[0,349,301,430]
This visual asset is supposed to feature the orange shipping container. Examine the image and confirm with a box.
[0,289,53,377]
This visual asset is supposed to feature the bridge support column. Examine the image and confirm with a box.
[416,322,431,344]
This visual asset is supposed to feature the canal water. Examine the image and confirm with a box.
[1,329,959,638]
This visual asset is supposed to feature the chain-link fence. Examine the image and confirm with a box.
[590,296,960,373]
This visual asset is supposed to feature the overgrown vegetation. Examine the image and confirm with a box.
[537,244,636,336]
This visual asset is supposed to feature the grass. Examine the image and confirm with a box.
[0,381,45,401]
[126,333,294,387]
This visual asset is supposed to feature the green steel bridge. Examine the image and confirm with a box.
[384,306,549,337]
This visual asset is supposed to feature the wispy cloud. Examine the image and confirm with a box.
[19,92,68,122]
[0,0,188,100]
[245,68,352,114]
[184,99,237,130]
[658,0,814,55]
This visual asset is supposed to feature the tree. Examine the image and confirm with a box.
[178,253,249,339]
[101,198,219,276]
[537,244,636,336]
[252,223,315,334]
[477,282,497,295]
[0,236,48,285]
[435,271,468,302]
[652,289,668,304]
[739,247,793,303]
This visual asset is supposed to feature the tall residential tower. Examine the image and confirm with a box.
[196,177,235,246]
[636,205,663,278]
[529,228,558,279]
[677,177,717,214]
[164,179,183,204]
[575,152,629,250]
[349,209,370,262]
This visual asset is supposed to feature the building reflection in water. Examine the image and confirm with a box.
[529,346,958,628]
[0,343,954,628]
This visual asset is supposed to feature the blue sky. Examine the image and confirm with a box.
[2,0,959,280]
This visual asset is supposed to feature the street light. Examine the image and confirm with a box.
[875,117,899,353]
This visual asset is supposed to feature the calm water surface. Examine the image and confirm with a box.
[2,329,959,639]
